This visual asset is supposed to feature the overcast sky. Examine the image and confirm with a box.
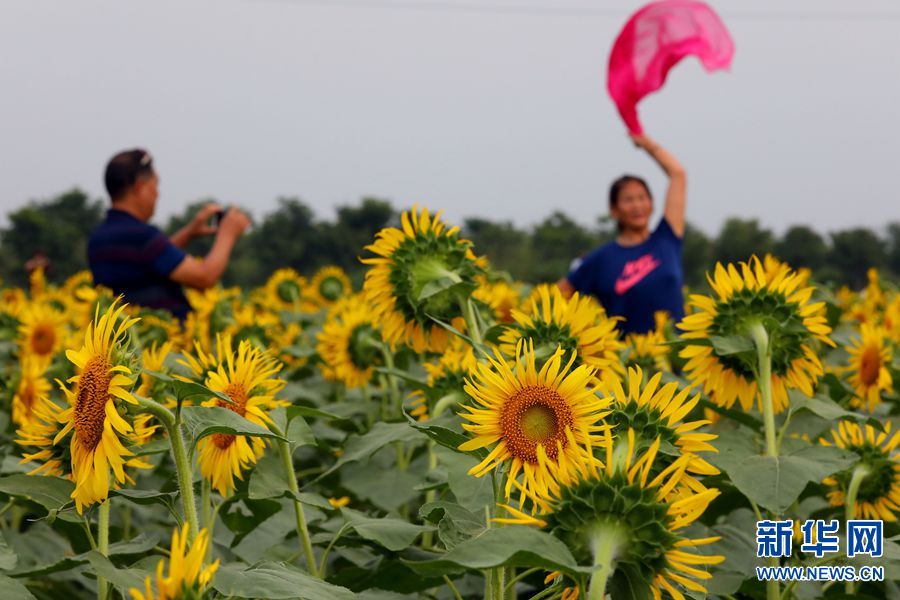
[1,0,898,235]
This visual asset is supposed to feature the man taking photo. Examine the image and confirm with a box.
[88,148,250,320]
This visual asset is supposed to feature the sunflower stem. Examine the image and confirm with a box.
[97,500,110,600]
[135,396,200,543]
[844,464,870,595]
[587,523,624,600]
[748,322,777,458]
[272,427,319,578]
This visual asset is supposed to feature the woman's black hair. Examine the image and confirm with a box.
[609,174,652,232]
[609,174,652,208]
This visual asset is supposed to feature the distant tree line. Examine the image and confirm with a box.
[2,188,899,290]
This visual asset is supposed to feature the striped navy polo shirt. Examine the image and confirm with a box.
[88,208,192,320]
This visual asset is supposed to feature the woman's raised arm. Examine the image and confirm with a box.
[631,134,686,237]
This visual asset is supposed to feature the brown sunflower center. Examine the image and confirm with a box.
[30,324,56,356]
[501,385,573,463]
[859,346,881,387]
[212,382,249,449]
[74,357,112,451]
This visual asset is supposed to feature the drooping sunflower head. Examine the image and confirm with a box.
[129,525,220,600]
[12,355,52,427]
[197,340,286,496]
[500,284,623,384]
[56,299,150,513]
[821,420,900,522]
[458,339,611,507]
[361,205,483,353]
[138,341,174,400]
[309,265,353,308]
[606,367,718,478]
[843,322,893,413]
[408,336,477,420]
[498,430,724,600]
[17,300,69,367]
[316,294,383,389]
[678,257,834,413]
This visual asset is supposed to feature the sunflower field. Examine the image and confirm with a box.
[1,205,900,600]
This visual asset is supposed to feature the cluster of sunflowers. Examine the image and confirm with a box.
[0,206,898,600]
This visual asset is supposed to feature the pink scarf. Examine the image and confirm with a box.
[608,0,734,134]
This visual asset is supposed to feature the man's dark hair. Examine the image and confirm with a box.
[104,149,155,201]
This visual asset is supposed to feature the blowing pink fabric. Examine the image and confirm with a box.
[607,1,734,134]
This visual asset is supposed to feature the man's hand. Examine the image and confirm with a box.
[190,202,225,238]
[218,207,250,240]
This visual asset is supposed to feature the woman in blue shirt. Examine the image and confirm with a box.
[559,134,686,334]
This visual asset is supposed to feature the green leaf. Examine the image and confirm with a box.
[84,552,150,594]
[790,394,858,422]
[181,406,286,450]
[418,276,462,302]
[709,335,754,356]
[0,575,35,600]
[342,508,434,552]
[0,534,17,571]
[405,527,583,578]
[374,367,429,389]
[608,563,653,600]
[144,370,234,404]
[287,405,344,422]
[0,475,73,511]
[435,446,493,514]
[287,415,316,449]
[404,413,485,459]
[725,445,859,513]
[317,422,422,479]
[213,562,356,600]
[419,501,484,549]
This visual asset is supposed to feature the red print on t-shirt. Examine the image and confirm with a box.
[614,253,660,295]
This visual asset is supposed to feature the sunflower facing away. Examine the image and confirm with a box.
[56,300,151,513]
[316,294,383,389]
[130,525,220,600]
[472,276,522,324]
[16,394,69,478]
[843,322,893,412]
[678,257,834,413]
[500,284,623,384]
[499,430,724,600]
[361,205,483,353]
[196,340,286,496]
[309,265,353,308]
[458,339,611,506]
[820,420,900,521]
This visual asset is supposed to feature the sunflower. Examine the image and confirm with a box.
[408,336,477,420]
[29,266,47,299]
[196,340,286,496]
[606,367,718,478]
[623,311,671,373]
[309,265,353,308]
[223,302,280,348]
[542,571,581,600]
[264,268,318,313]
[315,295,383,389]
[361,205,482,353]
[11,356,52,426]
[843,323,893,412]
[821,420,900,521]
[55,300,151,513]
[129,525,219,600]
[762,254,810,287]
[473,276,521,324]
[1,287,26,318]
[17,301,69,367]
[498,430,724,600]
[16,394,69,477]
[885,295,900,342]
[137,313,182,351]
[678,257,834,413]
[499,284,623,384]
[458,339,611,506]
